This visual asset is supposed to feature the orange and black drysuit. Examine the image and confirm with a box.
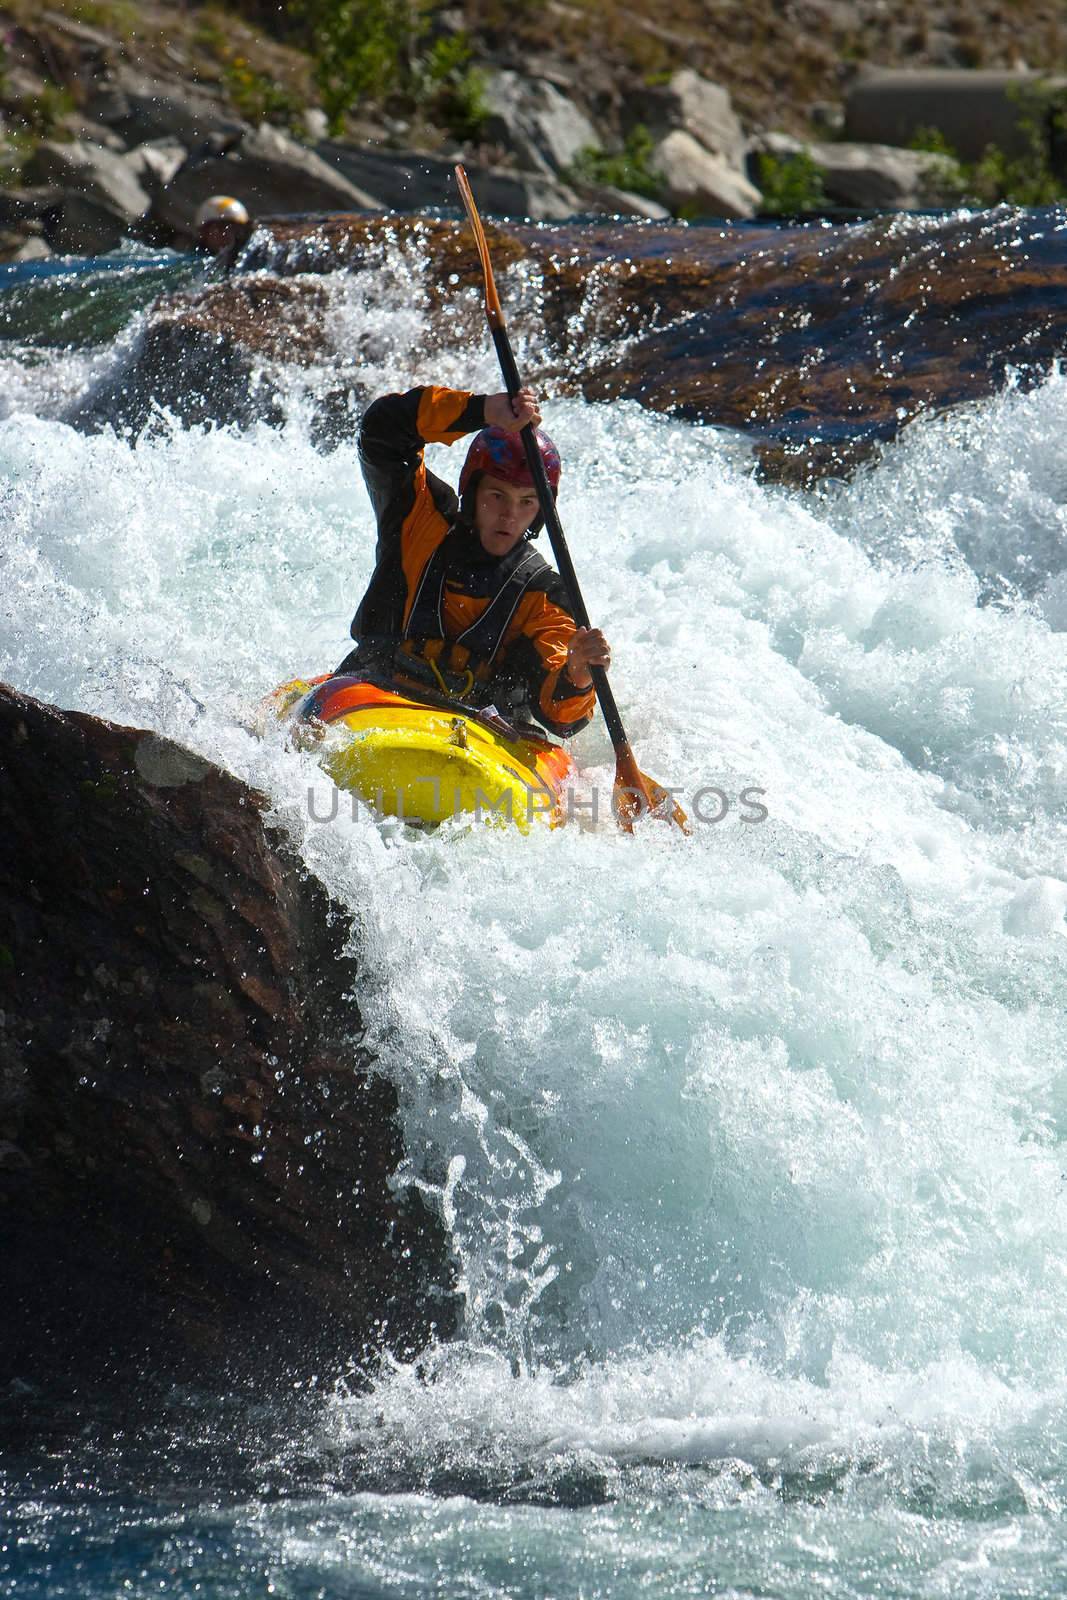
[339,385,596,738]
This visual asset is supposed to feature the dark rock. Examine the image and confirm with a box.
[65,276,313,435]
[24,139,150,252]
[83,76,132,127]
[44,194,130,255]
[845,68,1067,165]
[108,70,247,149]
[0,186,65,227]
[0,682,457,1397]
[154,124,382,238]
[749,130,958,210]
[317,141,577,220]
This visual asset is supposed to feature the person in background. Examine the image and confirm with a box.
[194,195,253,267]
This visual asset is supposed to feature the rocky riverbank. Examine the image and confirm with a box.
[0,682,457,1398]
[2,3,1067,263]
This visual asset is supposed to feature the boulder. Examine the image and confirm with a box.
[627,69,747,172]
[0,185,65,228]
[481,70,601,176]
[0,230,50,263]
[578,184,671,220]
[128,137,188,199]
[652,129,762,218]
[23,139,152,251]
[809,139,959,209]
[749,131,960,210]
[25,138,149,220]
[845,69,1067,165]
[83,76,132,127]
[154,124,383,237]
[317,140,463,211]
[317,141,579,220]
[69,315,280,435]
[0,682,457,1396]
[105,70,248,149]
[44,194,130,254]
[13,236,51,262]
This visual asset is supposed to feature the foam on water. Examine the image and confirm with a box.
[3,286,1067,1577]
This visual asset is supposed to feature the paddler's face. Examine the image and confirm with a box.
[473,474,539,556]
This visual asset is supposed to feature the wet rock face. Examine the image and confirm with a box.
[67,276,327,436]
[99,209,1067,486]
[0,684,457,1398]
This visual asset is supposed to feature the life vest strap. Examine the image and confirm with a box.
[404,535,549,670]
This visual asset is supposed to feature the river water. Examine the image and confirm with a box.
[2,212,1067,1598]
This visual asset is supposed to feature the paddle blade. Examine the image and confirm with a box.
[455,163,504,329]
[612,749,690,835]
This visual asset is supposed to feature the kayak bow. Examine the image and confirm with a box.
[262,673,575,831]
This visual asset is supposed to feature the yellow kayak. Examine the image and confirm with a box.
[261,673,576,831]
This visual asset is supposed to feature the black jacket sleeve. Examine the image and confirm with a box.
[351,386,485,643]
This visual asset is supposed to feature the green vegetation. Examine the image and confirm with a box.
[570,124,664,200]
[289,1,488,140]
[19,82,77,137]
[41,0,140,37]
[0,131,34,185]
[418,33,489,143]
[294,0,419,132]
[223,55,305,128]
[756,149,829,215]
[908,83,1067,207]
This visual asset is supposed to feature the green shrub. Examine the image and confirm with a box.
[52,0,139,37]
[294,0,429,134]
[223,56,304,128]
[418,33,489,143]
[755,149,828,214]
[908,89,1067,206]
[570,124,664,200]
[15,83,77,139]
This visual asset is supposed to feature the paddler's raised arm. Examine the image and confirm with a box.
[358,386,488,528]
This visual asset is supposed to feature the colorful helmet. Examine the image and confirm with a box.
[459,426,560,536]
[459,425,561,493]
[194,194,250,229]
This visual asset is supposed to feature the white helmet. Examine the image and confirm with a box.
[194,195,250,229]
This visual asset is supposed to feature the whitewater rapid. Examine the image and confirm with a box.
[4,288,1067,1575]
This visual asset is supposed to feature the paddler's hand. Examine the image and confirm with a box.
[484,388,541,432]
[566,627,611,690]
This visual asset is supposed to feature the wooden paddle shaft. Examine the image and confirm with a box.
[488,322,630,753]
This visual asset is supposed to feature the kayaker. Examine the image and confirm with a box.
[194,195,253,265]
[335,385,611,738]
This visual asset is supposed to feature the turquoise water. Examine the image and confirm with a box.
[2,224,1067,1598]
